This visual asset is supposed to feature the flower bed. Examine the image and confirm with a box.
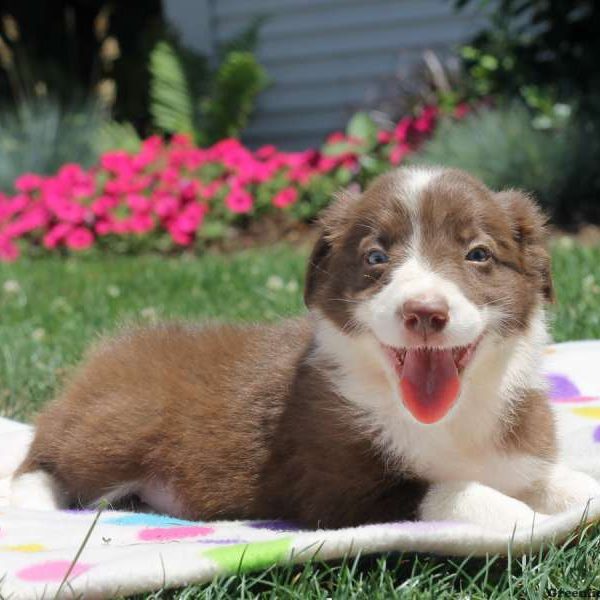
[0,104,467,261]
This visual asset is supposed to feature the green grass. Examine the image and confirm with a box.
[2,241,600,598]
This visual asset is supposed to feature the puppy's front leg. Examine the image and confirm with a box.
[419,481,548,532]
[522,464,600,515]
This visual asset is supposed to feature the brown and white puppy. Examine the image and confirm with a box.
[10,167,600,531]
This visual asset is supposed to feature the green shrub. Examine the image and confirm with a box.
[0,99,140,193]
[201,52,268,143]
[452,0,600,106]
[0,100,103,192]
[148,41,196,136]
[411,103,600,221]
[148,41,267,146]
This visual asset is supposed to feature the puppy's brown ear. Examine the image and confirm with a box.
[496,190,554,302]
[304,189,360,307]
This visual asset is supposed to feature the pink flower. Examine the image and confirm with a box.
[45,193,87,223]
[341,155,359,170]
[173,202,207,233]
[201,181,222,200]
[101,150,134,175]
[159,166,180,186]
[92,195,118,217]
[316,156,338,174]
[43,223,72,249]
[225,187,253,214]
[273,187,298,208]
[167,223,193,246]
[251,162,279,183]
[413,106,438,134]
[288,164,315,185]
[180,180,201,201]
[2,105,446,260]
[111,219,131,235]
[4,206,49,236]
[0,236,19,261]
[129,214,154,234]
[1,195,30,219]
[127,194,151,213]
[58,163,84,179]
[377,131,393,144]
[171,133,194,148]
[390,143,412,165]
[95,220,114,235]
[256,145,277,159]
[394,117,413,142]
[65,227,94,250]
[182,148,208,170]
[154,194,179,218]
[15,173,44,193]
[132,135,163,169]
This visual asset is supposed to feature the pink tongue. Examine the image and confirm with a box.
[400,349,460,424]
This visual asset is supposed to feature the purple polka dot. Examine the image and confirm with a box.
[547,374,581,401]
[247,520,301,532]
[593,426,600,443]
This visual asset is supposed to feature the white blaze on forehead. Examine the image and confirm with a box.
[399,167,443,216]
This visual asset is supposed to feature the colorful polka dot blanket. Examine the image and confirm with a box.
[2,340,600,599]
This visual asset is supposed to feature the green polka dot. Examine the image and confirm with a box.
[204,537,292,573]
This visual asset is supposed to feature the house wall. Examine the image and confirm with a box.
[164,0,487,149]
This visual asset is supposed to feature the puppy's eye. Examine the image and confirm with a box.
[366,249,389,266]
[466,246,492,262]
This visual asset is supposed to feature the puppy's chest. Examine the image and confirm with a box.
[327,358,546,497]
[343,382,543,497]
[378,419,544,496]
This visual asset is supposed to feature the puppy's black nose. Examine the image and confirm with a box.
[402,296,449,335]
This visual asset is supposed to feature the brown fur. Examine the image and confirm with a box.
[20,320,427,527]
[17,167,556,527]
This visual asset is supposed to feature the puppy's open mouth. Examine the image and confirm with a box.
[383,338,482,425]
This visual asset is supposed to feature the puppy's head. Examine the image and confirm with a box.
[305,167,552,424]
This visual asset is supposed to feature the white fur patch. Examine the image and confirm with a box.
[10,471,62,511]
[89,480,184,516]
[356,255,485,350]
[139,480,186,516]
[419,481,548,532]
[312,307,550,499]
[400,167,441,216]
[524,464,600,514]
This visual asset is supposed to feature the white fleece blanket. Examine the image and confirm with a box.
[1,340,600,599]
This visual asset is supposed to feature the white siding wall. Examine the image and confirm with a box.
[165,0,487,149]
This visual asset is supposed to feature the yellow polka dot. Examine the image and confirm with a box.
[571,407,600,420]
[5,543,45,552]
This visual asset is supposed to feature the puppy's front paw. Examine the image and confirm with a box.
[527,465,600,514]
[420,481,548,533]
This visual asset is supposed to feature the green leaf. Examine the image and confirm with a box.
[202,51,268,144]
[149,40,195,135]
[346,112,378,146]
[98,121,141,153]
[322,141,359,157]
[199,220,228,240]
